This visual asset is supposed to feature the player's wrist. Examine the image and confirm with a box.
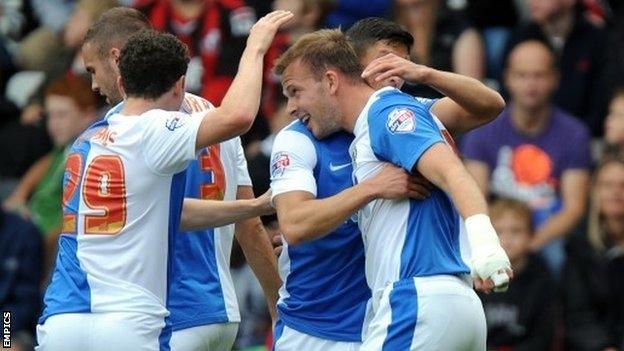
[243,42,269,57]
[406,64,434,85]
[465,214,500,249]
[358,179,382,202]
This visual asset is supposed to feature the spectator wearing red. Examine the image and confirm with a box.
[135,0,258,105]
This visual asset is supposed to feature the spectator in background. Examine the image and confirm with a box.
[462,40,591,275]
[467,0,519,84]
[16,0,77,72]
[0,208,43,351]
[135,0,258,105]
[395,0,485,80]
[506,0,608,136]
[3,75,98,272]
[18,0,117,127]
[563,154,624,351]
[603,88,624,157]
[479,198,555,351]
[260,0,333,132]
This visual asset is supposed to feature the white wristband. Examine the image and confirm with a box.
[465,214,500,249]
[465,213,511,291]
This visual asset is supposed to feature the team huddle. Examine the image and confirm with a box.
[36,6,512,351]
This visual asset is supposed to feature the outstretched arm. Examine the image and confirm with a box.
[179,191,274,231]
[362,53,505,134]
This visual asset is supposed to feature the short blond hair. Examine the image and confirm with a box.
[274,29,363,81]
[489,198,534,234]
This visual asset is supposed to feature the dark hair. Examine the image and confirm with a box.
[345,17,413,58]
[83,7,151,57]
[274,29,363,82]
[119,30,190,99]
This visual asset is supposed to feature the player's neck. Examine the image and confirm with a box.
[120,96,178,116]
[340,84,376,133]
[510,103,551,136]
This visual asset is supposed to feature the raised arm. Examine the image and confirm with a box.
[362,53,505,134]
[194,11,294,150]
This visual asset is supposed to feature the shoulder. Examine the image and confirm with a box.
[141,109,190,126]
[284,120,313,136]
[181,93,214,113]
[552,108,590,136]
[368,89,433,129]
[274,120,316,145]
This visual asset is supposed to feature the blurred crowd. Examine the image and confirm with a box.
[0,0,623,350]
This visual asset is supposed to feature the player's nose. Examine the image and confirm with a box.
[287,100,298,118]
[91,79,99,92]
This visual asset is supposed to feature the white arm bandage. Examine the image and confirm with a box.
[465,214,511,291]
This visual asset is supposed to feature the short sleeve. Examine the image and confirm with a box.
[234,137,253,186]
[270,129,317,199]
[368,102,444,172]
[413,97,438,111]
[142,111,203,175]
[564,124,592,170]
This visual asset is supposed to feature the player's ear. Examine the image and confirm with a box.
[109,47,121,67]
[325,70,339,95]
[174,75,185,97]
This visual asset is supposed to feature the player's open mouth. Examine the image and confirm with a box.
[300,114,311,126]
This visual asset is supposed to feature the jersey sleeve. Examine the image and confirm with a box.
[180,93,214,114]
[141,111,204,175]
[413,97,438,111]
[234,137,253,187]
[270,129,317,199]
[564,124,592,170]
[368,101,445,172]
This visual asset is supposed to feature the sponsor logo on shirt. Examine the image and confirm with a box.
[165,115,186,131]
[387,108,416,134]
[271,152,290,178]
